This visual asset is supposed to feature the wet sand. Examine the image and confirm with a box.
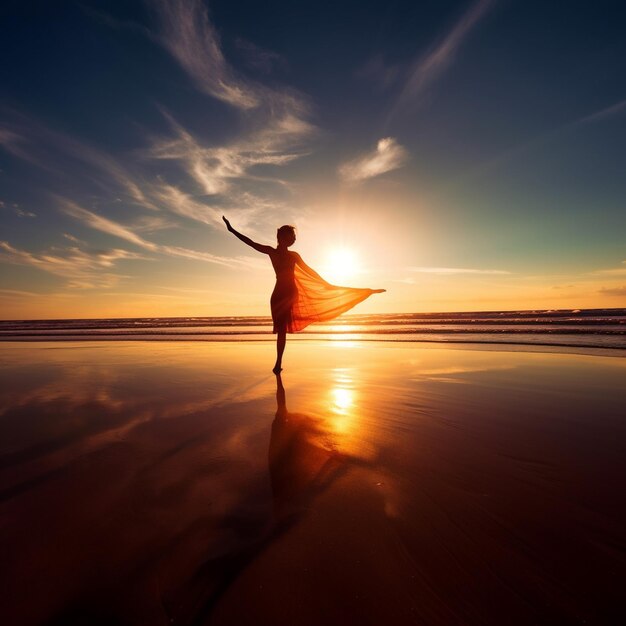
[1,341,625,625]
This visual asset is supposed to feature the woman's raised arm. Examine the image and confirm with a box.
[223,216,273,254]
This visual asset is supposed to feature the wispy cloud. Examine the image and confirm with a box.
[388,0,494,122]
[0,127,33,163]
[153,0,259,109]
[588,262,626,277]
[339,137,408,182]
[63,233,86,244]
[235,37,286,74]
[0,200,36,218]
[0,288,42,298]
[144,183,221,227]
[130,214,179,233]
[152,0,313,130]
[598,285,626,297]
[159,243,259,267]
[409,266,511,275]
[148,109,313,200]
[61,199,261,269]
[0,109,156,209]
[62,200,158,251]
[13,207,37,218]
[0,240,145,289]
[574,98,626,126]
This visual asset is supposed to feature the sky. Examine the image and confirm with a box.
[1,0,625,319]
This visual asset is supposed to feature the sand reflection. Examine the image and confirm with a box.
[269,374,345,519]
[2,342,625,626]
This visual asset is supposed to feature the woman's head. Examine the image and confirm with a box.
[277,224,296,247]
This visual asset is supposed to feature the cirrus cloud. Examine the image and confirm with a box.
[61,199,262,270]
[339,137,408,183]
[0,240,146,289]
[153,0,259,109]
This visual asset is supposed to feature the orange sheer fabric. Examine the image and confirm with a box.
[272,263,380,333]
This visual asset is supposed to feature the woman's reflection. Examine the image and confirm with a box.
[269,373,344,519]
[162,375,354,623]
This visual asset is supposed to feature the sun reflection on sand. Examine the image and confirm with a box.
[330,386,354,434]
[329,366,356,433]
[331,387,353,413]
[324,368,377,462]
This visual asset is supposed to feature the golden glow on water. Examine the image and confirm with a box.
[327,368,358,438]
[331,387,353,414]
[328,339,360,347]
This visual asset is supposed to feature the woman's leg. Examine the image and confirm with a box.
[273,329,286,373]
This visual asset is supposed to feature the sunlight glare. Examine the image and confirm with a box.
[330,386,355,435]
[331,387,354,414]
[324,247,360,284]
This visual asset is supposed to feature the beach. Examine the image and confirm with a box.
[1,340,625,625]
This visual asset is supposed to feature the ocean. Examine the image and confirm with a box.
[1,308,624,349]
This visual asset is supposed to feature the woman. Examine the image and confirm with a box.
[223,216,384,373]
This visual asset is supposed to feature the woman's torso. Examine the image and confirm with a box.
[269,249,297,282]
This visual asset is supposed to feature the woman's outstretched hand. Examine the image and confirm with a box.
[222,216,233,232]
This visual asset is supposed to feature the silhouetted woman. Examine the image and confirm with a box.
[223,216,384,373]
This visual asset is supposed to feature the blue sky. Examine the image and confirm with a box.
[1,0,625,318]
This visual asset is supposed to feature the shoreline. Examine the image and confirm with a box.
[1,341,625,625]
[1,336,625,358]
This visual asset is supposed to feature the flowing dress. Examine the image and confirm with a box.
[269,249,382,334]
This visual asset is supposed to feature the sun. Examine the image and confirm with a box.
[323,247,360,284]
